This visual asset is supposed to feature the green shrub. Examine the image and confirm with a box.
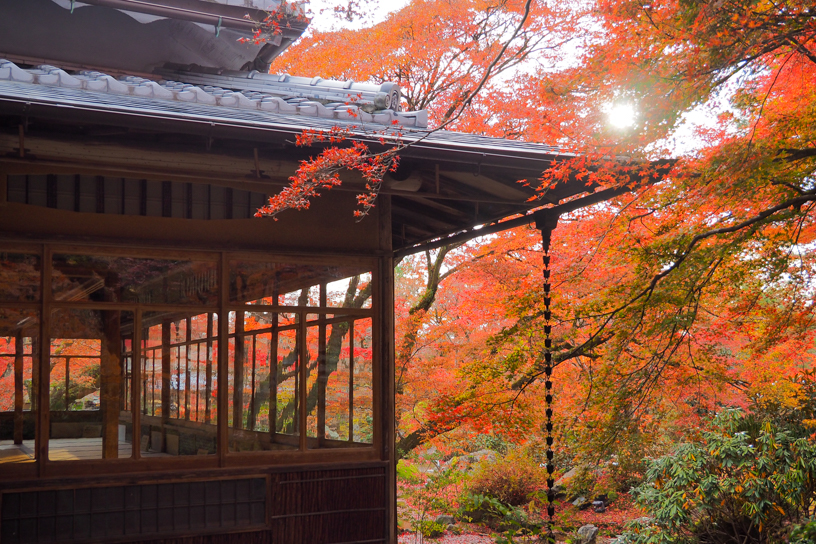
[397,459,421,484]
[468,449,545,506]
[414,519,446,538]
[619,408,816,544]
[458,493,534,533]
[790,519,816,544]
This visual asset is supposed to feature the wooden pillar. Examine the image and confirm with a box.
[269,296,278,438]
[205,312,213,424]
[317,284,327,443]
[232,311,245,430]
[13,330,24,445]
[218,255,228,463]
[64,357,70,409]
[37,247,51,475]
[161,320,171,450]
[101,309,122,459]
[132,312,142,459]
[298,311,306,450]
[348,321,355,443]
[35,323,45,467]
[185,317,191,420]
[377,195,397,544]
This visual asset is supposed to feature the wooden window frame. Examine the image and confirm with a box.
[0,243,382,479]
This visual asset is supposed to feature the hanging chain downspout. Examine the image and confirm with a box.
[535,210,560,544]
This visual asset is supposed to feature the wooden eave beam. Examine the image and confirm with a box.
[391,206,459,234]
[438,170,533,201]
[394,185,632,258]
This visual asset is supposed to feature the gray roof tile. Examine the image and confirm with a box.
[0,59,565,161]
[0,59,430,129]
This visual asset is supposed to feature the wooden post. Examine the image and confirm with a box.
[132,311,142,459]
[185,317,191,420]
[13,330,24,445]
[317,284,327,444]
[37,246,50,475]
[348,320,354,443]
[161,319,171,450]
[101,309,122,459]
[218,255,228,462]
[270,297,278,438]
[205,312,213,424]
[298,312,307,450]
[233,311,245,430]
[248,334,256,431]
[64,357,70,409]
[378,195,397,544]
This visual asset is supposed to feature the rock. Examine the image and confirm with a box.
[592,500,606,513]
[576,524,599,544]
[555,466,580,487]
[467,449,497,464]
[572,496,589,509]
[552,484,567,500]
[460,509,484,523]
[446,524,458,534]
[435,515,456,525]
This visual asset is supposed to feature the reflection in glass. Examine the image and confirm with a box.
[49,309,133,461]
[0,252,40,302]
[0,309,39,463]
[229,260,372,307]
[324,322,349,441]
[306,317,320,440]
[352,318,374,444]
[228,312,298,451]
[52,254,218,305]
[309,316,373,448]
[141,312,218,456]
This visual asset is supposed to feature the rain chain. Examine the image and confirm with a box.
[536,211,559,544]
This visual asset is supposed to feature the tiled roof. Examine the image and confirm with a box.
[0,59,615,255]
[0,60,429,129]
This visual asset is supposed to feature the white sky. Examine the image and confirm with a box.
[299,0,728,158]
[305,0,411,33]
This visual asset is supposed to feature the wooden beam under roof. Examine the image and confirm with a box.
[439,170,533,201]
[391,206,460,234]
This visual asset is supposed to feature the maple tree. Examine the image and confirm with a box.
[501,0,816,468]
[255,0,816,488]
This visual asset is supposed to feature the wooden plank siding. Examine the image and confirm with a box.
[0,464,388,544]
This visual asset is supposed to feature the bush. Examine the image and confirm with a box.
[468,449,545,506]
[619,408,816,544]
[790,519,816,544]
[414,519,446,538]
[458,493,535,534]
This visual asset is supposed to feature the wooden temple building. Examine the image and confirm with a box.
[0,1,623,542]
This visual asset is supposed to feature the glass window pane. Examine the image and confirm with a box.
[309,316,373,448]
[352,318,373,445]
[324,321,350,442]
[52,254,218,305]
[229,312,297,452]
[0,309,39,464]
[274,327,299,443]
[49,309,134,461]
[229,260,372,307]
[305,318,320,442]
[326,273,372,309]
[0,252,40,302]
[141,312,218,457]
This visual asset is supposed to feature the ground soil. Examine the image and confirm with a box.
[398,493,642,544]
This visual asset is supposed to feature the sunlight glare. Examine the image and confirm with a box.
[607,103,637,129]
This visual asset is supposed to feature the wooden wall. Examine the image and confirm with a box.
[0,464,388,544]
